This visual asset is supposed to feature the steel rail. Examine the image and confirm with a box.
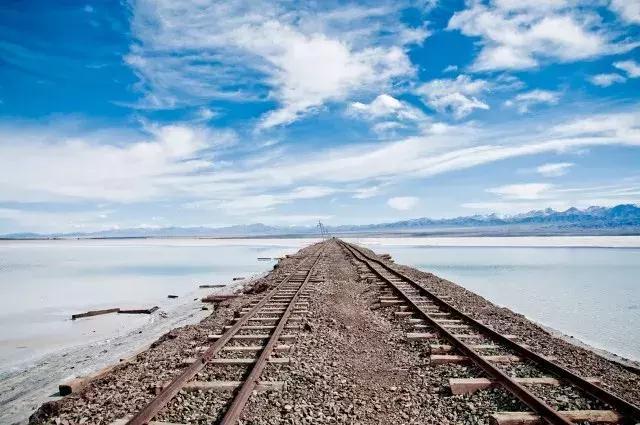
[341,240,640,423]
[220,248,324,424]
[343,240,611,425]
[125,245,323,425]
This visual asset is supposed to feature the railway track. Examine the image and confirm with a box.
[340,240,640,425]
[117,245,325,425]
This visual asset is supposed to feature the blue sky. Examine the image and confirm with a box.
[0,0,639,233]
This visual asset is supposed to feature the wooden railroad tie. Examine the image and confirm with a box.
[430,344,499,354]
[489,410,621,425]
[449,377,602,395]
[71,308,120,320]
[207,333,297,341]
[206,357,290,365]
[406,332,438,340]
[194,345,292,354]
[154,379,285,396]
[111,419,183,425]
[222,324,301,331]
[431,354,522,364]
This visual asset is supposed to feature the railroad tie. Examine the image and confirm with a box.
[222,324,301,330]
[449,377,602,395]
[429,344,499,354]
[406,332,438,340]
[453,334,518,340]
[430,354,522,364]
[153,380,285,396]
[110,418,183,425]
[379,299,405,306]
[209,357,291,365]
[207,334,297,341]
[192,344,291,355]
[489,410,621,425]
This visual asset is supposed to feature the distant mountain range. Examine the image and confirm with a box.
[3,204,640,239]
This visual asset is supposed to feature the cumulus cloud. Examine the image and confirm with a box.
[588,73,627,87]
[416,75,490,118]
[609,0,640,24]
[448,1,639,71]
[348,94,428,134]
[387,196,419,210]
[614,60,640,78]
[349,94,424,122]
[126,1,427,128]
[505,89,561,113]
[536,162,574,177]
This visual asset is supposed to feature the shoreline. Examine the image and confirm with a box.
[3,234,640,248]
[540,323,640,372]
[0,273,263,424]
[28,240,640,424]
[9,240,640,423]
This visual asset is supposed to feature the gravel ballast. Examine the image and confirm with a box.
[29,239,639,424]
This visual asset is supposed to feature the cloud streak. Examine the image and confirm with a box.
[448,0,639,71]
[126,1,427,128]
[2,110,639,211]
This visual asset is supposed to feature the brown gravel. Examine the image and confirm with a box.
[29,239,640,425]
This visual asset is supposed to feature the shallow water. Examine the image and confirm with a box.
[351,237,640,361]
[0,238,318,369]
[2,235,639,370]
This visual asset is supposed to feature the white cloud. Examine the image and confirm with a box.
[371,121,407,134]
[387,196,419,210]
[416,75,490,118]
[505,89,560,113]
[0,122,234,202]
[0,207,116,233]
[536,162,574,177]
[610,0,640,24]
[349,94,424,122]
[551,111,640,139]
[463,180,640,214]
[185,185,338,215]
[448,1,639,71]
[443,65,458,73]
[348,94,428,134]
[195,107,217,122]
[614,60,640,78]
[126,1,426,128]
[588,73,627,87]
[487,183,554,200]
[353,186,381,199]
[2,109,640,231]
[254,214,334,225]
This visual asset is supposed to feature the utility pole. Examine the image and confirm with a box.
[317,220,329,240]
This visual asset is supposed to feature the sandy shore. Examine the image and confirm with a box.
[25,240,640,424]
